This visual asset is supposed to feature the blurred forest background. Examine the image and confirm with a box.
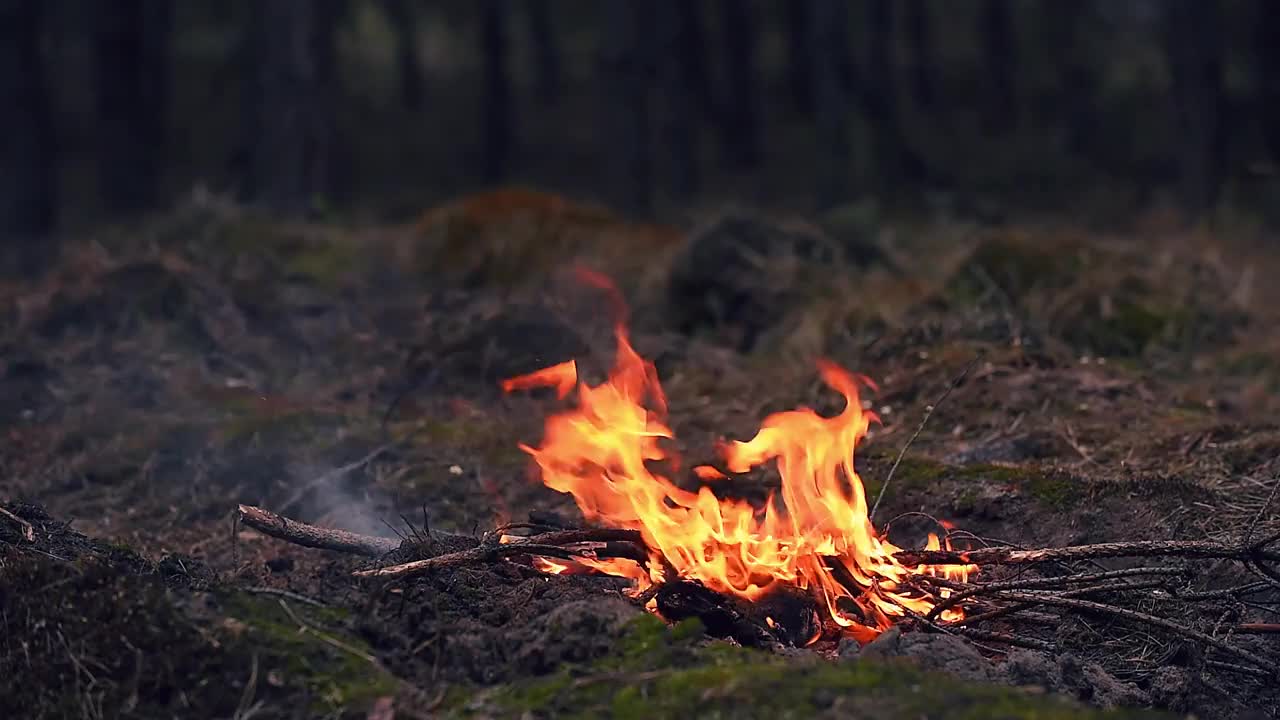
[3,0,1280,264]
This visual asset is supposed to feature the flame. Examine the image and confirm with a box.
[503,283,974,642]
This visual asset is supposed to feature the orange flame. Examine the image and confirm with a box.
[503,284,973,642]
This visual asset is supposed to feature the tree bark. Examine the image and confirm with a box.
[810,0,853,209]
[864,0,927,186]
[481,0,514,183]
[1163,0,1226,218]
[979,0,1017,135]
[1040,0,1096,157]
[241,0,344,216]
[600,0,654,214]
[525,0,561,104]
[1256,0,1280,169]
[92,0,171,218]
[0,0,56,258]
[717,0,761,170]
[383,0,425,111]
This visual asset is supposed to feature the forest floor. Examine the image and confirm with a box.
[2,190,1279,719]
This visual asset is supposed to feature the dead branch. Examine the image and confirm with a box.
[352,528,648,580]
[894,537,1280,567]
[237,504,399,557]
[973,590,1275,675]
[0,506,35,542]
[922,567,1187,622]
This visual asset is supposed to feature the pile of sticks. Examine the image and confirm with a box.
[235,504,1280,678]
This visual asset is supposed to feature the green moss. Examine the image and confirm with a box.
[862,455,1086,511]
[1060,297,1171,357]
[220,592,398,714]
[446,614,1164,719]
[947,236,1084,302]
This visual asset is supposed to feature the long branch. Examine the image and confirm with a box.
[894,538,1280,567]
[353,530,648,580]
[237,504,400,557]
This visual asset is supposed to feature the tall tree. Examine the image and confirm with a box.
[383,0,425,111]
[0,0,56,262]
[783,1,814,115]
[864,0,927,186]
[979,0,1017,135]
[1164,0,1226,218]
[656,0,702,199]
[904,0,937,111]
[600,0,654,213]
[1256,0,1280,168]
[1040,0,1097,158]
[93,0,172,217]
[525,0,562,104]
[480,0,514,183]
[241,0,344,215]
[717,0,761,170]
[811,0,853,208]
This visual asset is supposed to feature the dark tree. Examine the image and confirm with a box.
[811,0,853,208]
[783,0,814,115]
[1256,0,1280,166]
[904,0,937,111]
[383,0,425,111]
[656,0,702,199]
[864,0,927,186]
[1164,0,1226,217]
[93,0,172,217]
[676,1,716,123]
[1040,0,1097,158]
[0,0,56,258]
[524,0,561,104]
[600,0,654,214]
[717,0,762,170]
[979,0,1018,135]
[241,0,344,215]
[481,0,514,183]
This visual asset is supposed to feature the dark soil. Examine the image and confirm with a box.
[3,198,1279,718]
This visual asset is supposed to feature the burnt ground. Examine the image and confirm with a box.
[2,192,1279,719]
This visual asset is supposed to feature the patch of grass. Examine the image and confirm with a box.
[448,614,1163,720]
[220,592,398,714]
[862,455,1087,511]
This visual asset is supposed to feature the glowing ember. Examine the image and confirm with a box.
[502,280,975,643]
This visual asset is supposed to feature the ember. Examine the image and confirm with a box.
[502,277,976,643]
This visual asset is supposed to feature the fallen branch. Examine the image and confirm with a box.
[894,537,1280,567]
[353,528,647,580]
[237,504,399,557]
[922,567,1187,622]
[0,506,35,542]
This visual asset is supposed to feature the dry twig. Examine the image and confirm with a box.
[894,537,1280,567]
[0,505,35,542]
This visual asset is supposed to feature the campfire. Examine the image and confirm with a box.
[234,275,1280,676]
[497,301,973,643]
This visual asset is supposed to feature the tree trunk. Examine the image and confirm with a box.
[600,0,654,214]
[383,0,425,111]
[656,0,701,199]
[811,0,853,209]
[904,0,936,111]
[717,0,761,170]
[0,0,56,265]
[980,0,1017,135]
[783,0,814,115]
[1164,0,1226,218]
[1256,0,1280,167]
[525,0,561,104]
[242,0,343,216]
[864,0,927,186]
[1040,0,1096,158]
[481,0,514,183]
[92,0,171,218]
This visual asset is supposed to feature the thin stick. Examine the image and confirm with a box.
[1245,473,1280,544]
[983,590,1274,674]
[353,530,647,580]
[893,537,1280,567]
[0,506,35,542]
[948,627,1054,652]
[237,504,399,557]
[923,567,1187,622]
[871,356,979,523]
[242,586,329,608]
